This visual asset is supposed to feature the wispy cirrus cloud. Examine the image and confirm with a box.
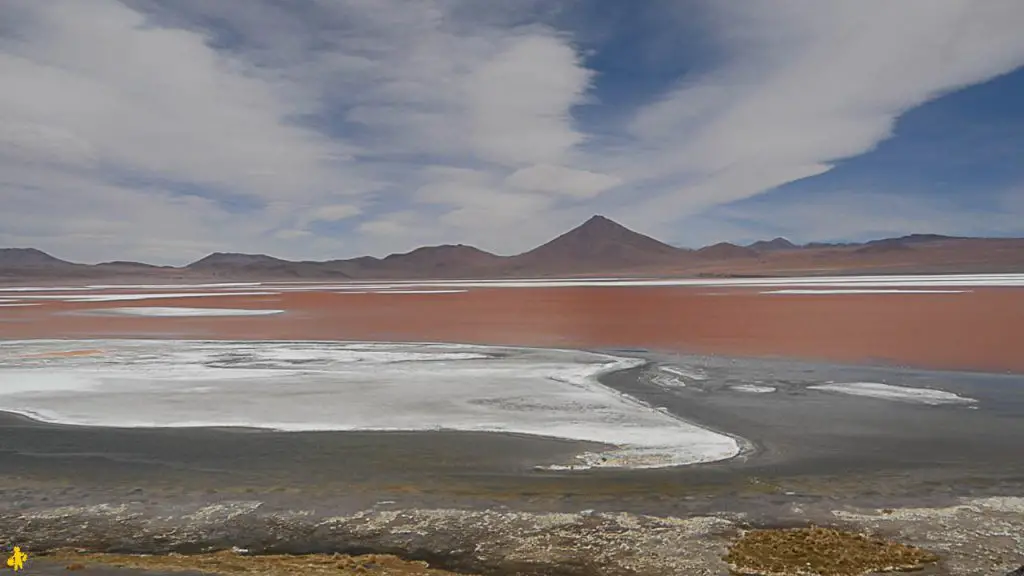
[614,1,1024,238]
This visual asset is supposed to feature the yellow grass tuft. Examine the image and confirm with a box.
[724,526,939,576]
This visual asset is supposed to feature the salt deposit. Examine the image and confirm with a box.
[6,273,1024,299]
[261,273,1023,289]
[762,289,969,295]
[0,340,741,469]
[371,289,469,294]
[19,292,278,303]
[659,365,708,380]
[731,384,777,393]
[92,307,285,317]
[808,382,976,405]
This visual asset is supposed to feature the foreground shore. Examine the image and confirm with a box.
[3,352,1024,574]
[6,496,1024,575]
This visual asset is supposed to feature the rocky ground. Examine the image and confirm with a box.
[4,496,1023,576]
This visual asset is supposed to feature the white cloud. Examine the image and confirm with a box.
[0,0,603,262]
[358,211,421,239]
[505,164,622,198]
[1,0,614,262]
[0,0,357,201]
[1,0,1023,263]
[307,204,362,223]
[355,166,571,256]
[619,1,1024,235]
[463,34,594,167]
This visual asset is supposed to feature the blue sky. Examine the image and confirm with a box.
[1,0,1023,264]
[697,67,1024,246]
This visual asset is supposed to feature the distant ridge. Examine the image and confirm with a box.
[867,233,964,245]
[187,252,291,269]
[188,252,351,279]
[382,244,500,269]
[96,261,168,269]
[696,242,758,260]
[748,237,797,252]
[3,218,1024,281]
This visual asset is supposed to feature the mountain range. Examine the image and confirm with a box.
[3,215,1023,282]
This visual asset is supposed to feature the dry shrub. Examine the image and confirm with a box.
[724,525,938,576]
[47,550,470,576]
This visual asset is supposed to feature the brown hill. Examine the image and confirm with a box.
[747,237,797,252]
[696,242,759,260]
[378,244,502,277]
[506,215,688,274]
[699,237,1024,277]
[853,234,963,254]
[854,241,912,255]
[0,248,92,279]
[96,261,169,269]
[187,252,352,279]
[0,247,74,268]
[304,245,503,279]
[187,252,290,270]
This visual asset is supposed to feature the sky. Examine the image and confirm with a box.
[2,0,1024,265]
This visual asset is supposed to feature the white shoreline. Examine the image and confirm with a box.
[1,273,1023,296]
[18,292,278,302]
[761,288,970,294]
[87,307,285,317]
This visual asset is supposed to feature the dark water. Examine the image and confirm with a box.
[592,351,1024,511]
[601,351,1024,472]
